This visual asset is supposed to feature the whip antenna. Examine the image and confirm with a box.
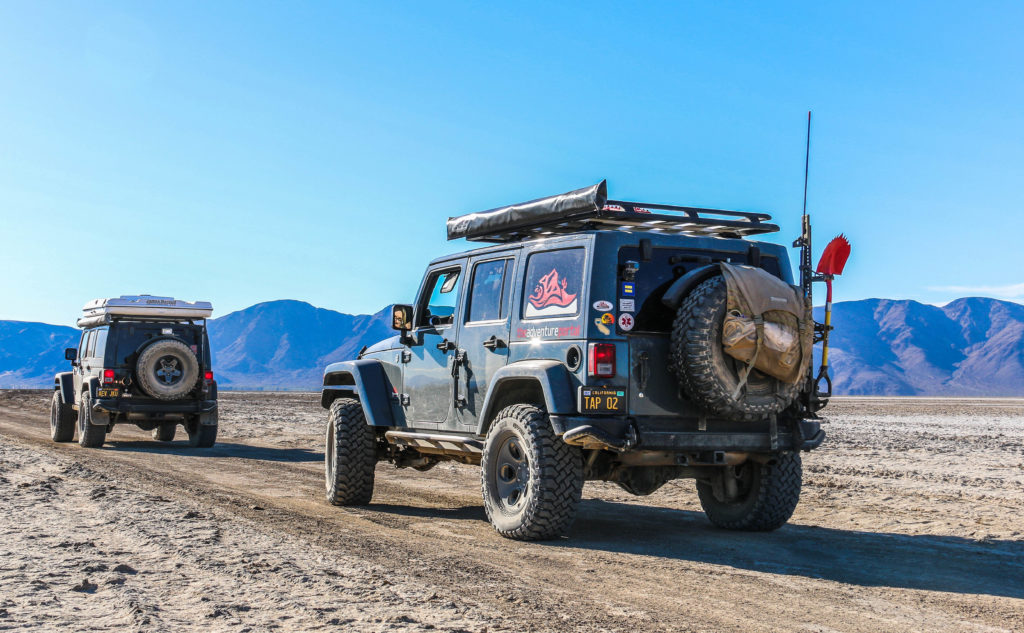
[802,111,811,218]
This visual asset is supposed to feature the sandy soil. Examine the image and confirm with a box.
[0,390,1021,632]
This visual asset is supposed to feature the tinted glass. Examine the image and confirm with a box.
[84,331,96,358]
[93,328,108,360]
[522,248,584,319]
[420,268,461,327]
[468,259,510,322]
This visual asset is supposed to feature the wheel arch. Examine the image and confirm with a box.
[54,372,75,404]
[475,360,576,437]
[321,359,398,427]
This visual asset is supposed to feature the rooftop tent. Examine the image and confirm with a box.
[77,295,213,328]
[446,180,778,243]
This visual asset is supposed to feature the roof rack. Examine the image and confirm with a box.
[447,180,779,243]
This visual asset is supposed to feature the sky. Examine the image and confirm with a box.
[1,2,1022,325]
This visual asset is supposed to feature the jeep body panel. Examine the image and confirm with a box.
[322,358,404,427]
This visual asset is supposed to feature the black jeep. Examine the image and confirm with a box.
[51,296,218,448]
[321,182,828,540]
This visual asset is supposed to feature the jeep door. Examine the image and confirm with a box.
[72,330,89,399]
[403,262,466,428]
[455,255,516,431]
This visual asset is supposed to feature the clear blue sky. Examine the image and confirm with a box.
[2,2,1022,325]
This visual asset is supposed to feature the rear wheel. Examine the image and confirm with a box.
[50,390,76,442]
[152,423,176,442]
[77,392,107,448]
[696,452,802,531]
[325,398,377,505]
[186,412,217,448]
[481,404,584,541]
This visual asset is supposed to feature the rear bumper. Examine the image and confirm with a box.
[93,398,218,416]
[550,415,824,453]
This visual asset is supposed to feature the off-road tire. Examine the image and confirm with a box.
[186,412,217,448]
[696,452,802,531]
[481,404,584,541]
[50,390,76,442]
[135,339,200,401]
[325,398,376,506]
[152,423,176,442]
[670,275,799,422]
[77,392,107,448]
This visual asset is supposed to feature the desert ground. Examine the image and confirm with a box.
[0,390,1021,632]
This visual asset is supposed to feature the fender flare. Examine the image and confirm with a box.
[661,264,721,309]
[55,372,75,404]
[475,360,577,436]
[84,377,100,400]
[321,359,399,427]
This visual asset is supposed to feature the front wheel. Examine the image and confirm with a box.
[77,392,107,448]
[50,390,76,442]
[481,404,584,541]
[696,452,802,531]
[152,422,176,442]
[186,411,218,448]
[324,398,377,506]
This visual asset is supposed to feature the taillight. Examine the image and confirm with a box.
[204,371,214,382]
[588,343,616,378]
[103,369,115,384]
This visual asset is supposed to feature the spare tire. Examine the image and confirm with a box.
[135,339,200,400]
[670,275,800,421]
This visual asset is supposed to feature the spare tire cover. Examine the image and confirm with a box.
[670,274,800,422]
[135,339,200,400]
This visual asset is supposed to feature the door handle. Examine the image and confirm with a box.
[482,335,506,350]
[436,339,456,352]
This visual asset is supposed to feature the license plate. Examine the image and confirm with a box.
[97,388,119,398]
[579,387,626,413]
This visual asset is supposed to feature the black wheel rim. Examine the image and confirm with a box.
[491,431,530,512]
[154,354,184,386]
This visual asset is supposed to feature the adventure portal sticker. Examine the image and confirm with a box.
[618,313,635,331]
[619,298,635,312]
[592,300,613,311]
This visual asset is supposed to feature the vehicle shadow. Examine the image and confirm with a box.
[550,498,1024,599]
[367,503,487,522]
[102,440,322,463]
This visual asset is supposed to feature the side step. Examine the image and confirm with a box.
[384,430,483,457]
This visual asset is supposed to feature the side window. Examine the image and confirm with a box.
[83,331,96,358]
[419,267,462,327]
[522,248,585,319]
[467,259,512,323]
[93,329,108,360]
[78,332,88,357]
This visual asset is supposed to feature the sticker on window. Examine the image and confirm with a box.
[523,249,584,319]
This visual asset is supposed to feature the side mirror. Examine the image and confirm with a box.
[391,304,413,332]
[64,348,78,362]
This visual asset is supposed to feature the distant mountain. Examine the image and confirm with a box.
[0,321,80,388]
[824,297,1024,396]
[1,297,1022,395]
[206,300,393,389]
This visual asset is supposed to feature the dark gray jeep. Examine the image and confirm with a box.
[52,296,218,448]
[321,182,830,540]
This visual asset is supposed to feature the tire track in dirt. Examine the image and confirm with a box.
[1,391,1022,632]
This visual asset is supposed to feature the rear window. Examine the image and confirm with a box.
[111,324,203,365]
[522,248,584,320]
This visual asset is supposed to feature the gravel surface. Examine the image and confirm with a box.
[1,390,1021,632]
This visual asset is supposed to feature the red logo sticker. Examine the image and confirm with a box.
[526,269,578,318]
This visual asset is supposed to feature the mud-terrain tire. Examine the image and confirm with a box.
[77,392,107,448]
[50,390,76,442]
[135,339,199,401]
[670,275,799,422]
[325,399,376,506]
[152,423,176,442]
[481,404,584,541]
[186,412,217,448]
[696,452,802,531]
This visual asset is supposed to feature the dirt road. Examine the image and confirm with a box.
[1,390,1021,632]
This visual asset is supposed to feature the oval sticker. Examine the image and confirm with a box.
[592,300,613,311]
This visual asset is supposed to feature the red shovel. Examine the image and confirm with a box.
[814,235,851,396]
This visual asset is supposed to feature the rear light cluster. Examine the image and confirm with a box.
[204,371,214,382]
[102,369,115,384]
[588,343,616,378]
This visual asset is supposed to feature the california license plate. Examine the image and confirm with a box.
[579,387,626,413]
[97,388,119,398]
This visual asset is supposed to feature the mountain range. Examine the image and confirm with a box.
[1,297,1022,395]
